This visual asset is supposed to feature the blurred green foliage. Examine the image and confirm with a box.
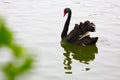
[0,17,34,80]
[10,44,24,57]
[0,17,13,47]
[3,57,33,80]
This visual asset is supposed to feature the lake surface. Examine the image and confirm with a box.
[0,0,120,80]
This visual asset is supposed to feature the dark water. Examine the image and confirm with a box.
[0,0,120,80]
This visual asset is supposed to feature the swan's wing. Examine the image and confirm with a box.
[66,24,82,42]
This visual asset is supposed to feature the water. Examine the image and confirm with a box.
[0,0,120,80]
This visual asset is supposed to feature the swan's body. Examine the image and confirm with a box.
[61,8,98,46]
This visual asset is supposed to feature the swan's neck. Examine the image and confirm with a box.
[61,11,71,39]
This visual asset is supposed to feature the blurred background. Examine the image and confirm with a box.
[0,0,120,80]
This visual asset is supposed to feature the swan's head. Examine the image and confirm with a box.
[64,8,71,17]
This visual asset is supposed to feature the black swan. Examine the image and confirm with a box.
[61,8,98,46]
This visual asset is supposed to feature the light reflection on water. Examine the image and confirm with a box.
[61,40,98,74]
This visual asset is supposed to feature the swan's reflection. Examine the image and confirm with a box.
[61,40,98,74]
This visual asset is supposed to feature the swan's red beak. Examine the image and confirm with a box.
[63,12,66,17]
